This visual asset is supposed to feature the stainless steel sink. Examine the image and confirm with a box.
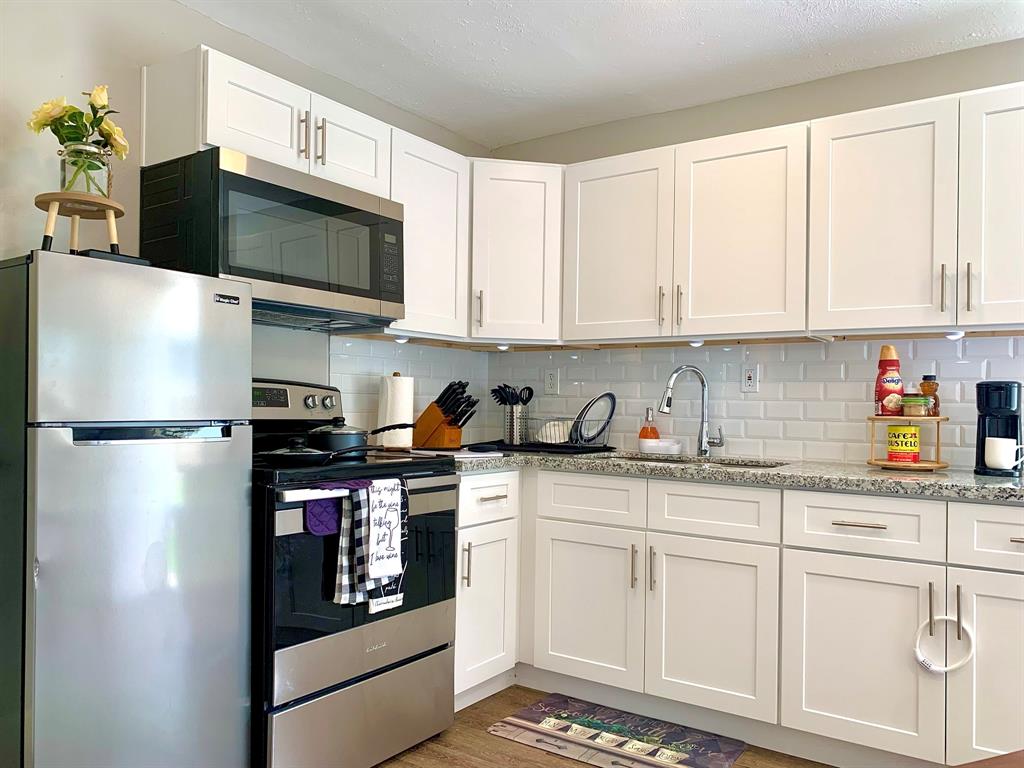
[612,454,788,469]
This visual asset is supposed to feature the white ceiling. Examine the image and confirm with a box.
[178,0,1024,148]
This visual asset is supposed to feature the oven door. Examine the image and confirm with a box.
[218,169,401,316]
[260,475,457,708]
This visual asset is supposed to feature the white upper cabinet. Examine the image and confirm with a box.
[958,83,1024,327]
[674,124,807,336]
[470,160,562,340]
[389,130,470,337]
[562,148,675,340]
[309,94,391,197]
[203,49,311,172]
[946,568,1024,765]
[808,97,959,331]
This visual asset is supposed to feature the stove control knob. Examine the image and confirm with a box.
[322,395,336,410]
[303,394,319,409]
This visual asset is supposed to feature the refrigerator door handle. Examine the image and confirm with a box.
[73,436,231,446]
[70,425,234,446]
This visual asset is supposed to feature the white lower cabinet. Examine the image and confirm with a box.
[781,549,946,763]
[534,519,647,691]
[945,567,1024,765]
[455,518,519,694]
[644,533,779,723]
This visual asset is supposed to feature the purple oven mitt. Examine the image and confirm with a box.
[303,479,373,536]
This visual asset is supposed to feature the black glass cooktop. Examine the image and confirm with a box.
[253,452,456,486]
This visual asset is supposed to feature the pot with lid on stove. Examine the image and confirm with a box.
[256,417,417,467]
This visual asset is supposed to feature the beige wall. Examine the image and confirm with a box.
[492,38,1024,164]
[0,0,486,261]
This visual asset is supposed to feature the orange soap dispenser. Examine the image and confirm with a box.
[639,407,660,439]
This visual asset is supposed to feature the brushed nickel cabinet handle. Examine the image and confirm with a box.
[831,520,888,530]
[477,290,484,328]
[462,542,472,587]
[316,117,327,164]
[299,110,311,160]
[940,263,947,313]
[928,581,935,637]
[966,262,973,312]
[478,494,507,503]
[1010,537,1024,544]
[956,583,963,641]
[658,286,665,327]
[629,544,637,589]
[676,284,683,327]
[649,545,656,592]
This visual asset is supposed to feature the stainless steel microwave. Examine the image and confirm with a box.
[139,147,404,331]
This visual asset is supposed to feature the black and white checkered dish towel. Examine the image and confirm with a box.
[334,484,408,607]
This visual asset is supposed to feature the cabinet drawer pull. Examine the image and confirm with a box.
[675,284,683,327]
[956,583,962,641]
[831,519,888,530]
[966,262,973,312]
[649,545,656,592]
[478,494,507,503]
[1010,537,1024,545]
[462,542,472,587]
[928,580,935,637]
[316,116,327,164]
[657,286,665,327]
[299,110,311,159]
[477,290,484,328]
[629,544,637,589]
[939,263,947,313]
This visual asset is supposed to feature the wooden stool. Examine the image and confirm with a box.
[35,192,127,255]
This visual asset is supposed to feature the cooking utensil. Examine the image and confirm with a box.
[256,437,372,467]
[456,409,476,428]
[519,386,534,405]
[571,391,617,444]
[307,417,416,452]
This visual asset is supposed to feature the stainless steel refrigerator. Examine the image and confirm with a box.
[0,250,252,767]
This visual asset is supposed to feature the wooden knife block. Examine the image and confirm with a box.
[413,403,463,449]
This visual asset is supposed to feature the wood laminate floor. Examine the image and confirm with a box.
[378,685,832,768]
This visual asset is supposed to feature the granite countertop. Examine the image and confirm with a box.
[455,451,1024,504]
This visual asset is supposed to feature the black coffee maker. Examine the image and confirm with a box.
[975,381,1023,477]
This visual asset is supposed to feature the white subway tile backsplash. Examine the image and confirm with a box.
[964,337,1014,358]
[805,401,846,420]
[766,401,804,420]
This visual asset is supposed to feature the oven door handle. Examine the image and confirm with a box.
[276,488,351,503]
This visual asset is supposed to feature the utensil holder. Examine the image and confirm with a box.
[504,405,528,445]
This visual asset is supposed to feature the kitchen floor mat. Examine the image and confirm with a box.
[488,692,746,767]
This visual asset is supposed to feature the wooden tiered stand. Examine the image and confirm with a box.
[35,192,126,254]
[867,415,950,471]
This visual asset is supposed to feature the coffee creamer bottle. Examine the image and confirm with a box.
[875,345,905,416]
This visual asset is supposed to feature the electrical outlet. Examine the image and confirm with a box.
[543,369,560,395]
[741,364,760,393]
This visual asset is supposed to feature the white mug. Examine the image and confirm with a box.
[985,437,1024,470]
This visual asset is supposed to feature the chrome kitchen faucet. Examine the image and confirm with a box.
[658,364,724,457]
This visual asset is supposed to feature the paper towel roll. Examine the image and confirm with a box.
[376,373,415,448]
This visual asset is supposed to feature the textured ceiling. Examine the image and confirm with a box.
[177,0,1024,148]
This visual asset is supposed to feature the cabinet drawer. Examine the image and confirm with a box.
[458,471,519,528]
[648,480,781,543]
[948,502,1024,572]
[537,471,647,528]
[783,491,946,561]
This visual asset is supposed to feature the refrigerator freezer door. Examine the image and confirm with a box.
[28,251,251,423]
[26,425,252,768]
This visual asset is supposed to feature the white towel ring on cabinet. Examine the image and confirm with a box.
[914,615,975,673]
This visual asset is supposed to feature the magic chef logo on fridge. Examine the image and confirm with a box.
[214,293,241,305]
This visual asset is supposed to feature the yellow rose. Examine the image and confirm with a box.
[26,97,67,133]
[99,116,129,160]
[88,85,109,109]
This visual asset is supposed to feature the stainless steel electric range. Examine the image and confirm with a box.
[250,380,458,768]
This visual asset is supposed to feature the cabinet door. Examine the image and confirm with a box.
[674,124,807,336]
[958,84,1024,327]
[389,131,470,337]
[204,49,310,172]
[470,160,562,340]
[455,519,518,694]
[645,533,779,723]
[534,519,646,691]
[781,549,946,762]
[808,98,959,331]
[946,568,1024,765]
[563,148,674,340]
[309,94,391,197]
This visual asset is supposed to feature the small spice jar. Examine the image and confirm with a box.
[901,394,933,417]
[919,375,940,416]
